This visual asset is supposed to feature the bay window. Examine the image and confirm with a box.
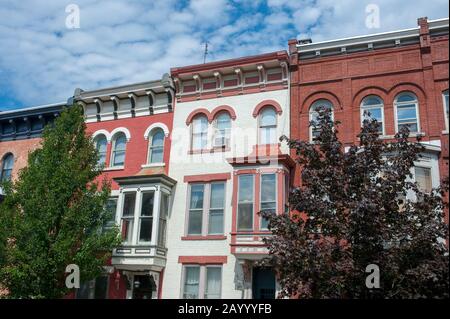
[121,192,136,243]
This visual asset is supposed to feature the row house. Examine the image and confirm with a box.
[0,16,447,299]
[289,17,449,221]
[71,74,176,299]
[163,52,292,299]
[0,103,66,201]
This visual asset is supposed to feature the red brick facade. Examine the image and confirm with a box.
[289,17,449,222]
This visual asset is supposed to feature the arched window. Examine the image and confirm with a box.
[394,92,419,133]
[94,134,108,166]
[1,153,14,182]
[192,115,208,150]
[361,95,384,134]
[259,107,277,144]
[443,90,449,131]
[309,99,333,140]
[111,132,127,167]
[213,112,231,148]
[148,129,165,164]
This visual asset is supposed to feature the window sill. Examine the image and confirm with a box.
[181,235,227,241]
[141,163,166,168]
[442,130,449,135]
[188,147,230,155]
[104,166,124,171]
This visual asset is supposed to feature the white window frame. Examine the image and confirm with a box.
[394,92,420,134]
[443,90,449,133]
[309,99,334,142]
[237,174,254,232]
[94,134,108,166]
[180,265,223,299]
[258,107,277,145]
[110,132,127,168]
[0,153,14,182]
[186,181,226,236]
[147,128,165,164]
[213,112,231,148]
[137,191,155,244]
[191,115,209,151]
[360,95,385,136]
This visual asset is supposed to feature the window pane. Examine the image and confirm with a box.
[415,167,432,193]
[208,209,224,234]
[238,203,253,231]
[363,96,382,106]
[76,280,94,299]
[238,175,253,202]
[190,184,204,209]
[216,113,231,130]
[260,108,276,126]
[205,267,222,299]
[115,134,127,151]
[123,193,136,216]
[121,219,133,243]
[396,93,416,103]
[183,267,200,299]
[96,136,107,153]
[150,147,164,163]
[103,197,118,230]
[261,174,276,202]
[141,192,154,216]
[139,219,153,242]
[210,183,225,208]
[188,210,202,235]
[113,134,126,166]
[397,106,417,120]
[152,130,165,147]
[158,194,169,247]
[193,116,208,133]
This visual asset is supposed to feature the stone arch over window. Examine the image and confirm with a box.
[92,129,112,143]
[393,92,420,134]
[144,123,170,139]
[360,95,385,135]
[110,127,131,142]
[185,108,211,125]
[252,100,282,118]
[1,153,14,182]
[301,91,341,114]
[210,105,237,122]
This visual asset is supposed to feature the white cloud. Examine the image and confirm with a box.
[0,0,448,109]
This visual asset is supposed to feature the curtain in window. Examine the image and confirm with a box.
[205,267,221,299]
[183,267,200,299]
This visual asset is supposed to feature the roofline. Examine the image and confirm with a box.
[0,102,67,118]
[297,17,449,53]
[171,51,289,76]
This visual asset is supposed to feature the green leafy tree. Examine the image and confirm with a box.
[0,104,120,299]
[262,108,449,298]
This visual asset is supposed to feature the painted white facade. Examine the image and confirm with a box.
[163,89,290,299]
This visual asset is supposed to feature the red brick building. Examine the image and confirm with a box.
[288,17,449,222]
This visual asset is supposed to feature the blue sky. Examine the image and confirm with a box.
[0,0,448,111]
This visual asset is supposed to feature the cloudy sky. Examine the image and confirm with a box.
[0,0,448,110]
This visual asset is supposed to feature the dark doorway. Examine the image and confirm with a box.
[252,267,275,299]
[132,275,156,299]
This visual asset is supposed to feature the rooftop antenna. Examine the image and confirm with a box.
[203,41,209,64]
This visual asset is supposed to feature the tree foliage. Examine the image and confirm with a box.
[262,108,449,298]
[0,104,120,298]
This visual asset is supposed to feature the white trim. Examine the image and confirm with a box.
[393,92,420,134]
[92,129,112,143]
[144,123,170,139]
[442,90,449,133]
[141,163,166,168]
[111,127,131,141]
